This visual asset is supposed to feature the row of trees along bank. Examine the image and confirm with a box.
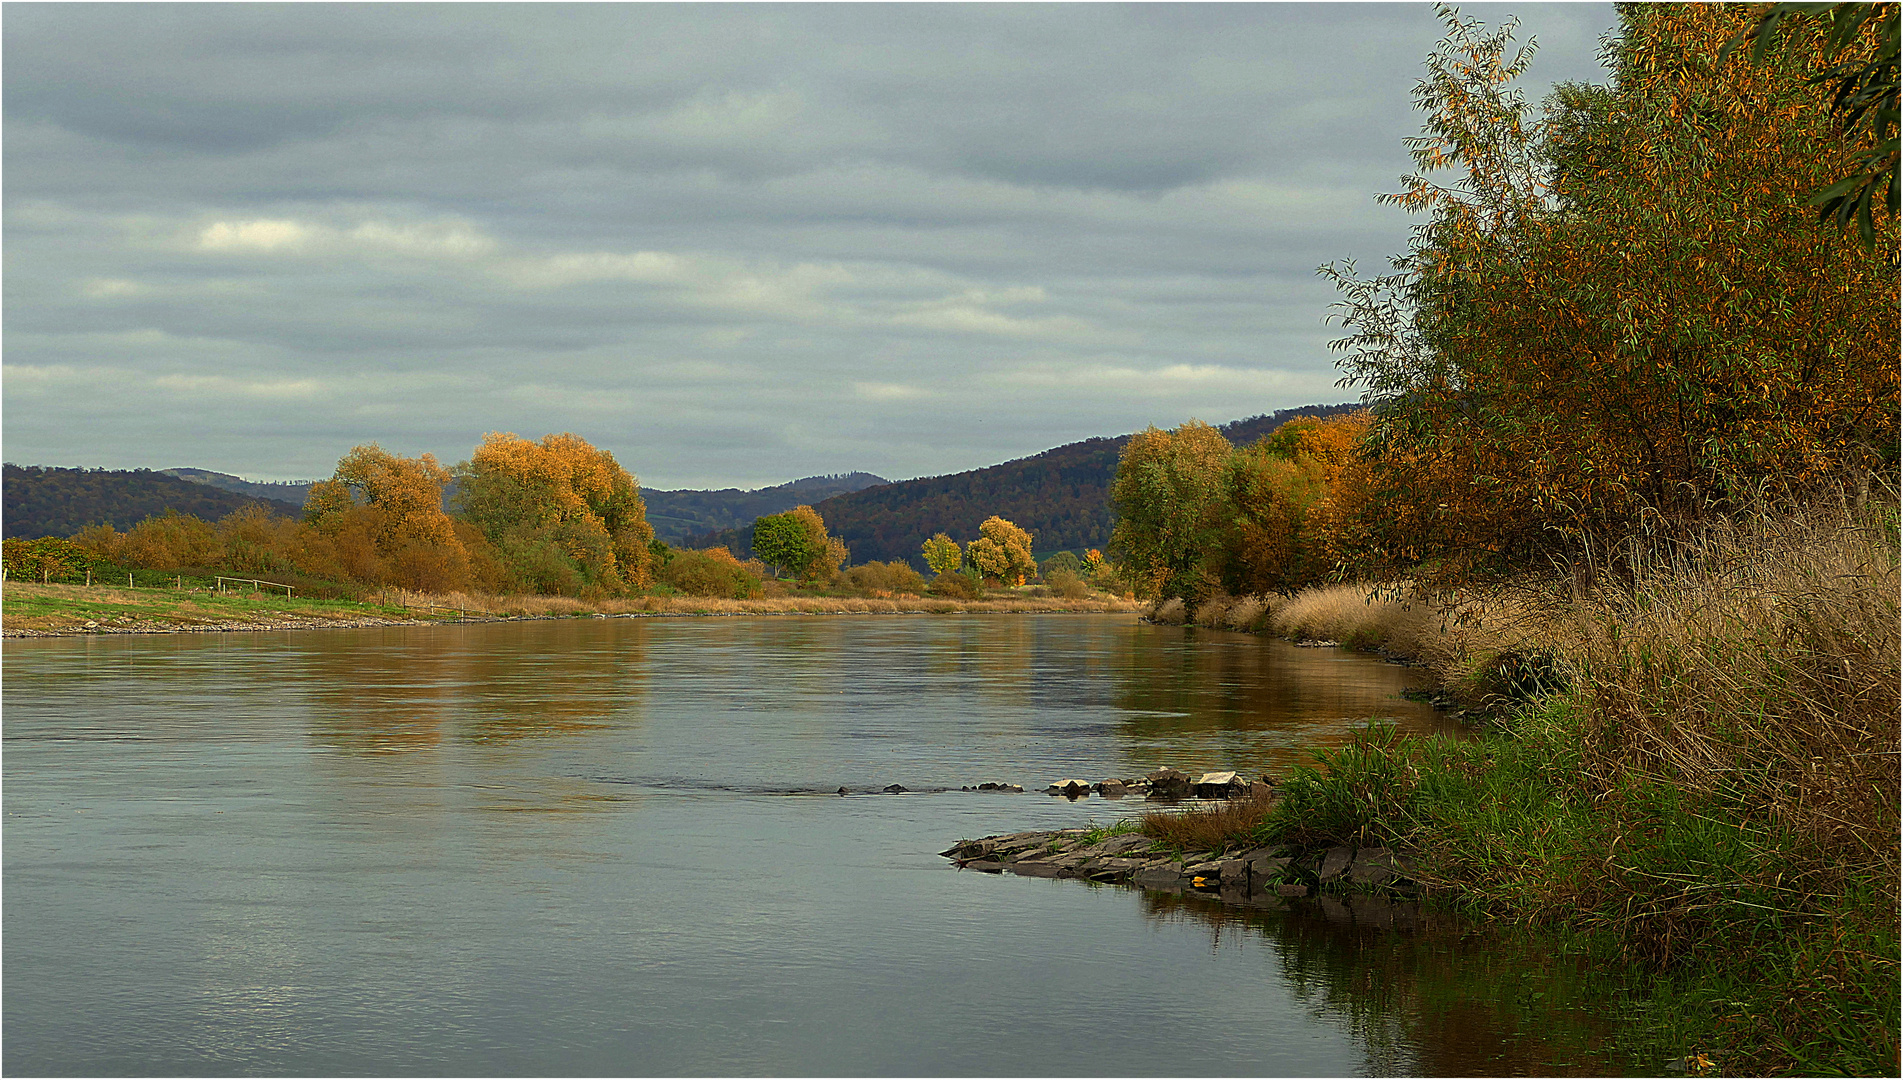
[10,432,1126,605]
[1108,6,1899,1075]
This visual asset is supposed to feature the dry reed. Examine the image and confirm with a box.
[1141,791,1278,852]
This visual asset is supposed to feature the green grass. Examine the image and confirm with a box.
[3,581,437,632]
[1256,710,1899,1075]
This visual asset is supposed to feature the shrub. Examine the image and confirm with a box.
[927,571,979,600]
[842,560,927,596]
[660,547,765,599]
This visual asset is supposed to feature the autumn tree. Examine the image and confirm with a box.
[753,505,846,583]
[966,515,1036,586]
[1323,6,1899,579]
[453,432,654,595]
[920,533,963,576]
[307,443,470,591]
[1108,421,1233,599]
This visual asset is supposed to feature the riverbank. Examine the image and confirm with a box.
[1117,505,1900,1076]
[0,581,1142,637]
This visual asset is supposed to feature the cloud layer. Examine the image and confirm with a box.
[4,4,1616,487]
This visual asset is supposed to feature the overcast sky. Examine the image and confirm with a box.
[4,3,1617,489]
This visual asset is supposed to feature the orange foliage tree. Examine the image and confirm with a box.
[305,444,470,591]
[453,432,654,596]
[1324,7,1900,579]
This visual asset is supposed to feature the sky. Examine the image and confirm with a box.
[3,3,1619,490]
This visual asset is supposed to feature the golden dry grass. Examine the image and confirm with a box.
[1141,791,1278,852]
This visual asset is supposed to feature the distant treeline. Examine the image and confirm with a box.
[693,404,1359,566]
[643,472,887,546]
[3,464,304,539]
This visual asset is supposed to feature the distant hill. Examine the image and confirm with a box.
[693,403,1359,566]
[647,472,887,546]
[160,468,316,508]
[3,464,306,539]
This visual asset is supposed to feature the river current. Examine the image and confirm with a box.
[3,614,1630,1075]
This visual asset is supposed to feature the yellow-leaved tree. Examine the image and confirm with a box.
[966,516,1035,586]
[453,432,654,596]
[305,444,470,591]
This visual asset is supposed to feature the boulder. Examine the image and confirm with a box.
[1319,846,1355,882]
[1218,859,1250,885]
[1249,780,1276,799]
[1193,770,1242,797]
[883,784,908,794]
[1276,883,1309,898]
[1096,780,1130,798]
[1044,779,1090,797]
[1348,847,1400,887]
[1145,767,1192,799]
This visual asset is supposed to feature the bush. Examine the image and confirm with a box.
[927,571,979,600]
[660,547,765,599]
[842,560,927,596]
[1044,569,1089,599]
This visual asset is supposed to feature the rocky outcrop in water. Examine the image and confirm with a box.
[940,829,1421,907]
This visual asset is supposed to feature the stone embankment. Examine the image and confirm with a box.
[941,828,1419,907]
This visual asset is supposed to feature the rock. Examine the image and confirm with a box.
[1249,780,1275,799]
[1349,847,1400,887]
[1184,860,1225,878]
[1319,895,1353,923]
[1319,845,1355,882]
[1010,860,1063,879]
[883,784,908,794]
[837,787,850,796]
[1218,859,1249,885]
[1095,833,1153,856]
[1193,770,1241,797]
[975,782,1022,792]
[1096,780,1130,798]
[1145,767,1192,799]
[1082,857,1150,882]
[1044,779,1090,797]
[958,860,1009,873]
[1249,855,1292,883]
[1132,865,1190,891]
[1276,883,1309,898]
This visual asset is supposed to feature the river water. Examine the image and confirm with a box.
[4,614,1631,1075]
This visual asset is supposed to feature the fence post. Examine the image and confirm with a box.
[86,569,92,587]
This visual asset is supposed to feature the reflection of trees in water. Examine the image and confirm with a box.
[1138,890,1623,1076]
[304,622,647,753]
[1109,627,1457,774]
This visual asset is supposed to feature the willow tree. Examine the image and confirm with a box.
[453,432,654,595]
[1107,421,1232,600]
[306,443,470,590]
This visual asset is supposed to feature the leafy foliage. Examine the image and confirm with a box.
[965,515,1036,585]
[454,432,655,595]
[1324,5,1898,581]
[752,505,846,582]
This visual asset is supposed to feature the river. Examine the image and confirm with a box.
[3,614,1631,1075]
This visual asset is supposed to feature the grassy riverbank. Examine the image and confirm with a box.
[1142,503,1900,1075]
[1,580,1140,636]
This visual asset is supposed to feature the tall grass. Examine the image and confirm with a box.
[1252,499,1901,1074]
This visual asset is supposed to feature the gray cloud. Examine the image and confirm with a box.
[4,3,1616,488]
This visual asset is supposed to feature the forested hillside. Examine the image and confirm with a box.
[3,465,304,538]
[693,404,1357,565]
[160,468,316,508]
[645,472,887,546]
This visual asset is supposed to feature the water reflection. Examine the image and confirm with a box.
[1139,889,1632,1077]
[1109,624,1465,775]
[301,621,648,753]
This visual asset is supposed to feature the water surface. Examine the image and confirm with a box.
[4,614,1627,1075]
